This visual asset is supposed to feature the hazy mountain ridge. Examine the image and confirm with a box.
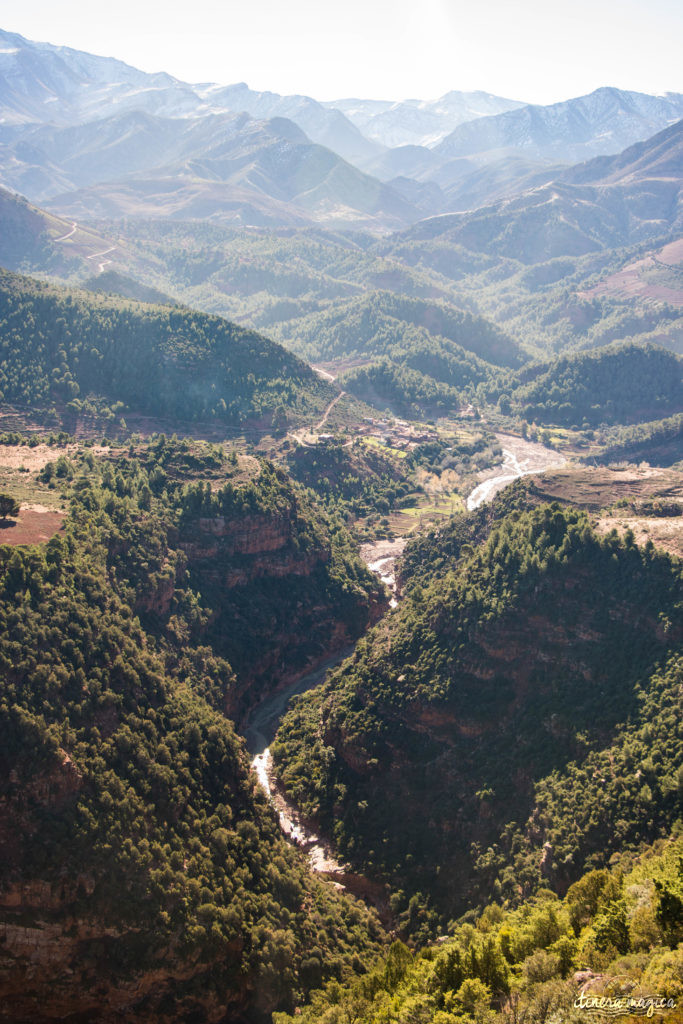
[0,27,410,228]
[349,87,683,212]
[324,90,526,149]
[387,120,683,264]
[196,81,383,166]
[0,28,523,161]
[0,108,420,231]
[0,28,202,125]
[434,87,683,165]
[2,29,682,230]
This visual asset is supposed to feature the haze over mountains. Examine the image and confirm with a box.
[389,120,683,264]
[0,25,681,377]
[1,27,682,231]
[323,91,526,149]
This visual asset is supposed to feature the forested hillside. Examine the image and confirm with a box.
[0,269,332,429]
[284,437,412,518]
[0,21,682,1024]
[589,413,683,467]
[341,358,465,418]
[273,505,682,931]
[277,291,523,367]
[0,439,387,1021]
[276,836,683,1024]
[501,342,683,426]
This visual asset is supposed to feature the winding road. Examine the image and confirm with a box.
[54,221,117,273]
[54,221,77,242]
[87,245,117,274]
[314,390,346,432]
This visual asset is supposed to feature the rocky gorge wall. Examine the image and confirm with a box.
[172,505,387,721]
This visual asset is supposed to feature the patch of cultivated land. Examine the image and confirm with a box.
[0,469,64,512]
[0,443,109,511]
[578,237,683,306]
[0,508,65,546]
[0,444,77,472]
[532,464,683,510]
[531,464,683,558]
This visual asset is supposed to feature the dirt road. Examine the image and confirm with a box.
[314,390,346,431]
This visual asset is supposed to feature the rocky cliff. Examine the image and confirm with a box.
[103,456,388,722]
[173,503,386,721]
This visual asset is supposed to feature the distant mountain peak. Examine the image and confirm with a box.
[325,89,526,149]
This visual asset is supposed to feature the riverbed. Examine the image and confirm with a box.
[467,433,566,510]
[247,536,405,876]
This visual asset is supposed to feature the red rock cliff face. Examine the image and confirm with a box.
[168,510,386,722]
[181,512,329,587]
[0,893,243,1024]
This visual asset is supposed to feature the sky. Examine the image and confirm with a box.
[3,0,682,104]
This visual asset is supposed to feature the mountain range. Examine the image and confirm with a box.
[386,119,683,264]
[1,28,682,231]
[323,91,526,149]
[5,110,415,231]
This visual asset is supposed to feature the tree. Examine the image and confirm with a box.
[0,494,20,521]
[271,405,288,436]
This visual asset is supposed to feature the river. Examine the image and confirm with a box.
[467,433,566,510]
[246,537,405,877]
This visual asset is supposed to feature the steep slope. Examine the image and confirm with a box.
[0,186,117,275]
[560,116,683,185]
[0,28,377,167]
[0,186,74,271]
[388,120,683,264]
[434,87,683,167]
[273,505,682,924]
[0,268,334,429]
[0,443,386,1021]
